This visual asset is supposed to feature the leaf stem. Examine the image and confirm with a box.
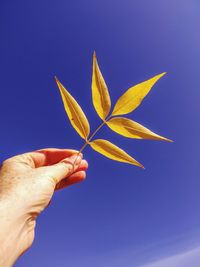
[88,121,105,142]
[73,116,112,166]
[79,120,106,153]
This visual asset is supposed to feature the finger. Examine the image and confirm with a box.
[41,154,83,184]
[56,171,86,190]
[56,160,88,190]
[35,148,81,167]
[42,160,87,206]
[8,148,81,168]
[75,159,88,172]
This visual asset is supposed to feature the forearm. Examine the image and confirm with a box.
[0,195,35,267]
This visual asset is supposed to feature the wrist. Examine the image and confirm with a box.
[0,195,35,267]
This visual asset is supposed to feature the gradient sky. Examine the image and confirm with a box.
[0,1,200,266]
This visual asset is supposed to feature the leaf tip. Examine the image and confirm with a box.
[155,72,167,81]
[161,136,173,142]
[133,159,145,169]
[93,51,97,59]
[166,138,174,143]
[160,72,167,77]
[139,163,145,169]
[54,76,59,83]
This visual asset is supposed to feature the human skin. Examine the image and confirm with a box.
[0,148,88,267]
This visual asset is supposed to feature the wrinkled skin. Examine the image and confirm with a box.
[0,148,88,267]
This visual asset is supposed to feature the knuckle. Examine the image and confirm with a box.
[60,161,73,172]
[2,158,13,166]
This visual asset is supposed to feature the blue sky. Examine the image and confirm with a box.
[0,0,200,266]
[142,246,200,267]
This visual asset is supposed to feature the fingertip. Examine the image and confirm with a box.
[81,170,86,180]
[79,152,83,158]
[81,159,88,169]
[70,170,86,181]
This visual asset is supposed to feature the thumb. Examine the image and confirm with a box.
[41,154,83,184]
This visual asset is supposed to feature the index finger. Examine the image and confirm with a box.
[34,148,81,167]
[10,148,81,168]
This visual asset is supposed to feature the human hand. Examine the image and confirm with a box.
[0,148,88,267]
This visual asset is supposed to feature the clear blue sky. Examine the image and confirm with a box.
[0,1,200,266]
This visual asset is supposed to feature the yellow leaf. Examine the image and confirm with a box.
[112,72,166,116]
[107,117,172,141]
[55,77,90,140]
[89,139,144,168]
[92,52,111,120]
